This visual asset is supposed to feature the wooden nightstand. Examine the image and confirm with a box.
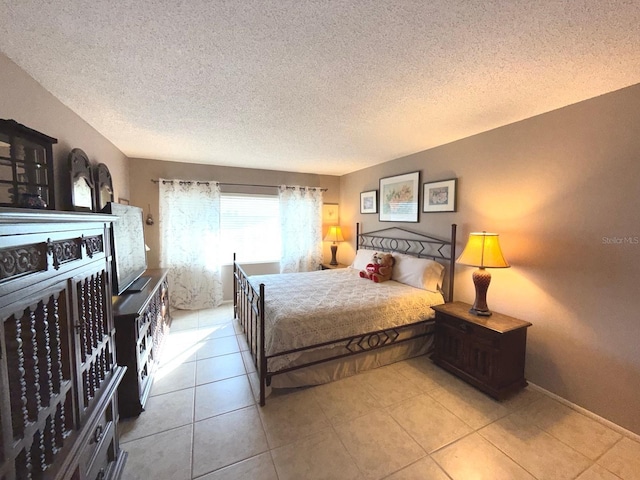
[321,262,348,270]
[431,301,532,400]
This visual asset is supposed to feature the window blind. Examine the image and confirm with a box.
[220,193,281,264]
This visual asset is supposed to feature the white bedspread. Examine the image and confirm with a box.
[249,268,444,361]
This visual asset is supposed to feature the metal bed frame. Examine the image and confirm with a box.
[233,223,457,405]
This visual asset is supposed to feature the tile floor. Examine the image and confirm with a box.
[119,304,640,480]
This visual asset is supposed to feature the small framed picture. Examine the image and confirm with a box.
[360,190,377,214]
[423,178,457,212]
[323,203,339,224]
[118,197,130,205]
[379,171,420,222]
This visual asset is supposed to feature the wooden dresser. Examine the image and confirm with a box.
[0,209,126,480]
[432,301,532,400]
[112,269,171,418]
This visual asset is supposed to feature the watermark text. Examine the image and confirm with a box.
[602,236,639,245]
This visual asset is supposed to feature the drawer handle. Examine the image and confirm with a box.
[97,468,106,480]
[93,424,104,444]
[458,323,470,333]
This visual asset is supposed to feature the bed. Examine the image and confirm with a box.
[233,223,457,405]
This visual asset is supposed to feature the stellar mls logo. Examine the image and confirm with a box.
[602,236,639,245]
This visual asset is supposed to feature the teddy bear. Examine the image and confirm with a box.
[359,252,395,283]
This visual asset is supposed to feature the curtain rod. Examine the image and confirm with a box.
[150,179,327,191]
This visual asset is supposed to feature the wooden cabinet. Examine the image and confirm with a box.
[112,269,171,418]
[431,301,532,400]
[0,120,57,210]
[0,209,126,480]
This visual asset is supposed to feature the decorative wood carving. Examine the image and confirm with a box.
[76,269,113,416]
[47,237,82,270]
[83,234,104,258]
[0,243,47,281]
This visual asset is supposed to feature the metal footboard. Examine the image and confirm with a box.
[233,256,267,405]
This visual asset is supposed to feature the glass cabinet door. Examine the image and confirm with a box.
[0,120,57,209]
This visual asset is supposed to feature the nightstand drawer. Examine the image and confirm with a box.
[436,312,500,348]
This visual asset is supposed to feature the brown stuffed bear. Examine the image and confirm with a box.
[359,252,395,283]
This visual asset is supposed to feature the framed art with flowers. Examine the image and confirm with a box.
[379,171,419,222]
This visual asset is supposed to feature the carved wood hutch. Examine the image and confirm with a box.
[0,209,126,480]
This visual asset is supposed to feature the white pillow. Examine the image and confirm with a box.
[392,253,445,292]
[350,248,377,271]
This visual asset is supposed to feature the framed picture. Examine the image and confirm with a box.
[323,203,339,224]
[423,178,457,212]
[379,171,420,222]
[94,163,114,211]
[360,190,377,214]
[68,148,95,212]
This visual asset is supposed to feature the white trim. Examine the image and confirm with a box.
[528,382,640,442]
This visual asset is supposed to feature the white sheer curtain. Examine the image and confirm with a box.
[279,186,323,273]
[158,179,223,309]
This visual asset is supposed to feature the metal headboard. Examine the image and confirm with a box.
[356,223,457,302]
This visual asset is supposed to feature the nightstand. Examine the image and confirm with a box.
[321,262,348,270]
[431,301,532,400]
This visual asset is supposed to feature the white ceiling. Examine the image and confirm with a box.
[1,1,640,176]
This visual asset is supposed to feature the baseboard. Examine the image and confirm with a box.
[528,382,640,443]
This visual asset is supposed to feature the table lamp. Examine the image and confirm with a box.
[456,231,510,316]
[324,226,344,265]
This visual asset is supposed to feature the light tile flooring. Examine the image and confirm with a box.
[119,304,640,480]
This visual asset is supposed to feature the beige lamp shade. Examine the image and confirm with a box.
[457,232,509,316]
[324,225,344,243]
[457,232,510,268]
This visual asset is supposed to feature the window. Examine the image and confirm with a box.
[220,193,281,264]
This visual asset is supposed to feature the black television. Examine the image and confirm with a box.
[103,202,149,295]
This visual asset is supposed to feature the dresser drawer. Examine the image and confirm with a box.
[86,421,117,480]
[135,312,151,342]
[78,397,116,475]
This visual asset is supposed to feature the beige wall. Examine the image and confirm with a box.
[128,157,341,299]
[340,83,640,435]
[0,53,130,206]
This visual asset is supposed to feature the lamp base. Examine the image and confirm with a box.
[329,244,338,265]
[470,268,493,316]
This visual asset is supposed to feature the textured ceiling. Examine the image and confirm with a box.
[1,1,640,175]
